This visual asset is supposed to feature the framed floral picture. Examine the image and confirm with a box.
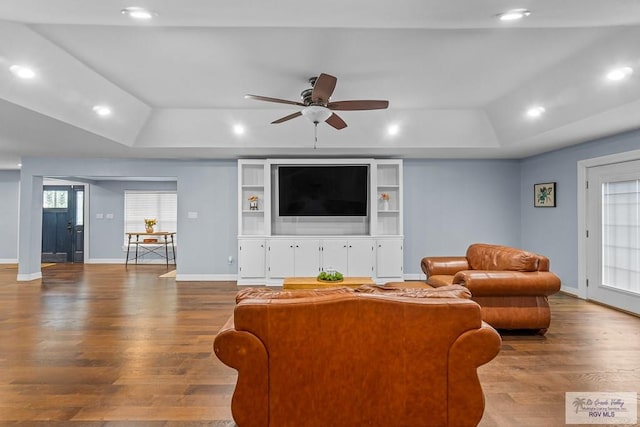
[534,182,556,207]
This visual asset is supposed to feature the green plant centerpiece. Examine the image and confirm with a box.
[317,270,344,282]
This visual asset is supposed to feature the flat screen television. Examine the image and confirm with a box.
[278,165,369,216]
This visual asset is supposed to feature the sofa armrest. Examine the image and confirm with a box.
[421,256,469,276]
[213,315,268,427]
[448,322,502,427]
[452,270,561,297]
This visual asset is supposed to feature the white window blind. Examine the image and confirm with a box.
[124,191,177,243]
[602,179,640,294]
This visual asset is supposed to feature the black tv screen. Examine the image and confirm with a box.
[278,165,369,216]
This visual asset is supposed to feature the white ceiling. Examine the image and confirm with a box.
[1,0,640,169]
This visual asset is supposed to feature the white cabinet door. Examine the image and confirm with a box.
[321,239,374,276]
[321,240,348,273]
[294,239,321,276]
[348,239,375,277]
[376,239,403,278]
[268,239,295,278]
[238,239,266,278]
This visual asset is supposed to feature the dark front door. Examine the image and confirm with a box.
[42,185,84,263]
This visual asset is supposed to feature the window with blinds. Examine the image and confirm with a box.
[124,191,177,244]
[602,179,640,294]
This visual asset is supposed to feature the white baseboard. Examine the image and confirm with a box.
[87,258,173,265]
[175,274,237,282]
[17,272,42,281]
[403,273,425,281]
[0,259,18,264]
[86,258,124,264]
[560,286,581,298]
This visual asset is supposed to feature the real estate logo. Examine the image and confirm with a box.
[566,392,637,424]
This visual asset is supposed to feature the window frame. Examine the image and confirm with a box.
[123,190,178,245]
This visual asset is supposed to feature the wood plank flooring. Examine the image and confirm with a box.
[0,263,638,426]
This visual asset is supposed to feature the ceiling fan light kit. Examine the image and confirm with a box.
[301,105,332,124]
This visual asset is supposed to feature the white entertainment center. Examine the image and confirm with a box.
[237,158,404,285]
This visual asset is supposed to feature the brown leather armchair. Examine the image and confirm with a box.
[421,243,561,334]
[214,286,501,427]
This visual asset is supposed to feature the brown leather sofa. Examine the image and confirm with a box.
[421,243,561,334]
[214,286,501,427]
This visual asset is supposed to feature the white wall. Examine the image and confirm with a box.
[0,170,19,262]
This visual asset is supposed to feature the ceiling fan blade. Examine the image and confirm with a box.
[271,111,302,124]
[245,94,305,107]
[325,113,347,130]
[327,100,389,111]
[311,73,337,104]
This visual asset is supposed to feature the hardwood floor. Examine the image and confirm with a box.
[0,264,638,426]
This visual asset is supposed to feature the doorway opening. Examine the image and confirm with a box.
[42,185,85,263]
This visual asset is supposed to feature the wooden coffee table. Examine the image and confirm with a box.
[283,276,375,290]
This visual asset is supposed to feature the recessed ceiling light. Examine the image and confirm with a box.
[497,9,531,21]
[17,163,22,168]
[606,66,633,81]
[9,65,36,79]
[121,7,155,20]
[526,106,546,118]
[233,124,245,135]
[387,124,399,136]
[92,105,112,116]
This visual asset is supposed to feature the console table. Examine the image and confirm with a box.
[283,276,375,290]
[125,232,176,267]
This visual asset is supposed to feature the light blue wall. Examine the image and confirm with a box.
[8,130,640,283]
[0,170,20,261]
[89,180,177,260]
[403,159,522,276]
[17,158,237,279]
[521,128,640,291]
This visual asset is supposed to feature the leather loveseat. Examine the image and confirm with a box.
[421,243,561,335]
[214,286,501,427]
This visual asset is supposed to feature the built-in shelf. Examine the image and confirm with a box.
[238,159,404,284]
[239,160,268,236]
[375,160,402,236]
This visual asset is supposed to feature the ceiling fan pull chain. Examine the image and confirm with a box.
[314,122,318,149]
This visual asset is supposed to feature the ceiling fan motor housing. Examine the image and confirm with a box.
[300,88,314,106]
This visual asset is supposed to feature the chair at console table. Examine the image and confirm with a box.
[125,232,176,267]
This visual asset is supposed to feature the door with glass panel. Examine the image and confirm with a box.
[586,160,640,315]
[42,185,84,263]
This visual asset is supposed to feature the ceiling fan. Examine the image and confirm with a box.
[245,73,389,130]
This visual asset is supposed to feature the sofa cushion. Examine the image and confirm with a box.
[466,243,539,272]
[356,284,472,299]
[426,275,456,287]
[235,286,353,303]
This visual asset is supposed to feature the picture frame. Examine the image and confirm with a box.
[534,182,556,207]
